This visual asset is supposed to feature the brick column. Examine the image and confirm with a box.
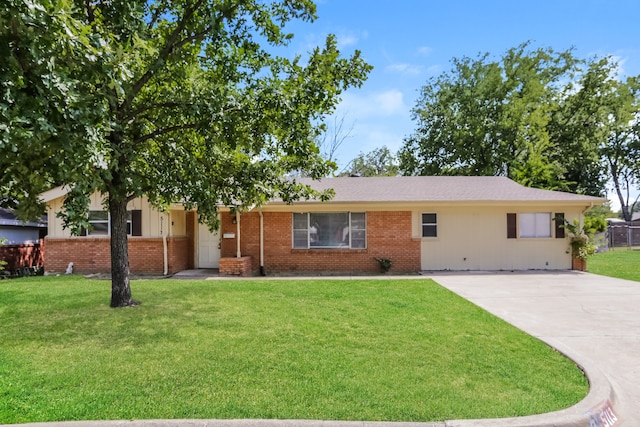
[219,256,253,276]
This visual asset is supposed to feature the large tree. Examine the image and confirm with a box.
[399,43,639,197]
[1,0,371,306]
[559,58,640,221]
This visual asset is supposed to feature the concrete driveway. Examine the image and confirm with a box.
[429,271,640,426]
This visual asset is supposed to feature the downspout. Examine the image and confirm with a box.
[259,209,265,276]
[235,210,241,258]
[161,215,168,276]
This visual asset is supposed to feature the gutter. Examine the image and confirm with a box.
[161,214,168,276]
[235,210,241,258]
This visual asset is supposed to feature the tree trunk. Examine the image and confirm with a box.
[109,196,138,307]
[609,159,631,221]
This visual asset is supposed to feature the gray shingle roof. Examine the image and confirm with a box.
[288,176,606,204]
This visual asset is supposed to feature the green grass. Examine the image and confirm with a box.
[0,276,587,423]
[588,248,640,282]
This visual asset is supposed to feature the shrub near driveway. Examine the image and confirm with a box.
[0,276,587,423]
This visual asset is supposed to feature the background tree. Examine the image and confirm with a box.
[399,43,639,197]
[564,58,640,221]
[1,0,371,307]
[399,43,578,189]
[340,146,399,177]
[316,112,354,165]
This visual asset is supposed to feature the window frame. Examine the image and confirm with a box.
[519,212,552,238]
[82,211,133,236]
[292,212,367,250]
[421,212,438,238]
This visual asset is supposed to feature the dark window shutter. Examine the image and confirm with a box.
[555,213,565,238]
[132,210,142,236]
[507,213,517,239]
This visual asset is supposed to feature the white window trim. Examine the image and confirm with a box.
[519,212,552,238]
[83,211,132,236]
[292,212,366,249]
[421,212,438,238]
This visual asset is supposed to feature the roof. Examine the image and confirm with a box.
[39,186,71,203]
[0,208,47,228]
[285,176,607,205]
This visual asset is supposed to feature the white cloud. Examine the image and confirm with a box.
[300,30,367,51]
[385,63,424,76]
[417,46,433,57]
[338,89,407,118]
[336,30,368,49]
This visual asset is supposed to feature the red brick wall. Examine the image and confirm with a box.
[167,237,191,273]
[219,256,252,276]
[44,236,190,275]
[220,211,420,275]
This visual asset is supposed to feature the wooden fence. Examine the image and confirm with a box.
[0,241,44,277]
[608,222,640,248]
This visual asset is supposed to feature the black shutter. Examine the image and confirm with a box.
[507,213,517,239]
[555,213,565,238]
[132,210,142,236]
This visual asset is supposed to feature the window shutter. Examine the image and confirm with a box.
[132,210,142,236]
[507,213,517,239]
[555,213,565,238]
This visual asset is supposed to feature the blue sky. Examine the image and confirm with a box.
[280,0,640,207]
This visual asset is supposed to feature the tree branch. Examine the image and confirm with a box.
[84,0,95,24]
[134,123,200,145]
[128,102,184,119]
[119,0,206,118]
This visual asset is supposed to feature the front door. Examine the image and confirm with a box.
[198,222,221,268]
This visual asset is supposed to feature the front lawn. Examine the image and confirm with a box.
[0,276,587,423]
[588,248,640,282]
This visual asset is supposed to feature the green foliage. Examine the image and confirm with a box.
[400,42,639,197]
[341,145,399,177]
[1,0,372,220]
[0,277,587,422]
[583,215,607,234]
[374,256,393,272]
[574,60,640,221]
[560,218,597,260]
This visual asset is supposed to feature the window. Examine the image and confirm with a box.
[87,211,109,235]
[292,212,366,249]
[422,213,437,237]
[82,211,138,236]
[519,212,551,238]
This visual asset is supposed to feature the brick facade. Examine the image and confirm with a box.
[219,256,252,276]
[219,211,420,275]
[44,210,420,276]
[44,236,192,275]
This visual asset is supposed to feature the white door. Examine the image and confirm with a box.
[198,222,221,268]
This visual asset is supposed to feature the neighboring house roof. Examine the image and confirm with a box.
[285,176,607,205]
[0,208,47,228]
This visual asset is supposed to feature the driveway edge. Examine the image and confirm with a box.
[445,337,619,426]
